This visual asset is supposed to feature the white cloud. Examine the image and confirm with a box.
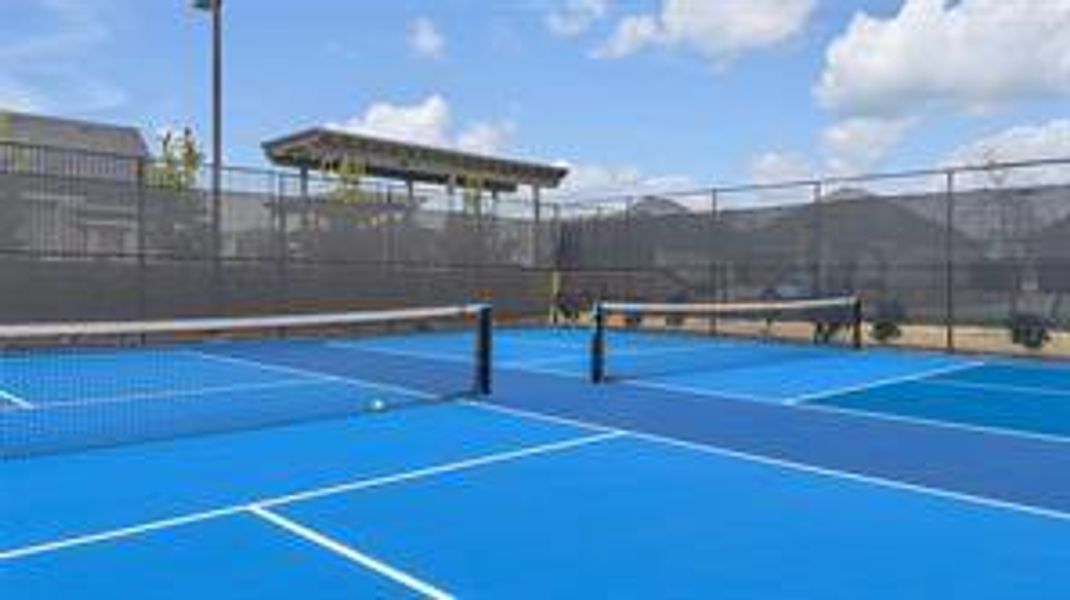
[330,95,452,147]
[749,151,816,184]
[547,0,610,37]
[821,117,915,175]
[945,120,1070,167]
[943,120,1070,187]
[0,77,40,112]
[596,0,816,65]
[816,0,1070,118]
[0,0,126,113]
[328,95,516,156]
[551,161,694,199]
[457,120,516,155]
[407,17,445,60]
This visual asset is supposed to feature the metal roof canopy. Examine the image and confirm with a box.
[262,128,568,193]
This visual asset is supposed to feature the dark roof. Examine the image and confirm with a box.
[262,128,568,192]
[0,110,149,158]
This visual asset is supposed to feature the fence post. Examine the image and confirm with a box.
[708,189,719,334]
[944,169,956,352]
[211,163,223,310]
[275,172,288,311]
[812,181,824,297]
[625,197,635,301]
[136,157,148,320]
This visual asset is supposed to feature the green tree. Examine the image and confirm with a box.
[144,128,210,256]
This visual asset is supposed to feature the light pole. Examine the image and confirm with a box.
[193,0,223,304]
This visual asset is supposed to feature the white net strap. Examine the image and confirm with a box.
[600,297,858,316]
[0,305,487,341]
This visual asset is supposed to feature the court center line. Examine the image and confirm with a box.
[783,361,988,404]
[0,431,620,561]
[257,430,622,509]
[469,401,1070,523]
[185,350,435,400]
[919,378,1070,398]
[248,505,454,600]
[0,387,34,409]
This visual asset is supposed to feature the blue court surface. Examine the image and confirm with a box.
[2,327,1069,598]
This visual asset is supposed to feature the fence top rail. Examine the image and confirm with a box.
[550,155,1070,209]
[4,138,1069,214]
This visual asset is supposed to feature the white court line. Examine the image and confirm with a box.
[326,342,474,365]
[784,361,988,404]
[11,379,332,412]
[502,353,1067,443]
[614,371,1070,445]
[467,402,1070,523]
[0,387,34,409]
[0,431,619,561]
[507,363,785,404]
[610,378,781,404]
[257,430,622,508]
[185,350,434,401]
[499,336,588,350]
[249,505,454,600]
[0,505,243,561]
[784,399,1070,445]
[919,378,1070,398]
[501,355,584,369]
[501,343,701,369]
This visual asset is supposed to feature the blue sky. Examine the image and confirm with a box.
[2,0,1068,195]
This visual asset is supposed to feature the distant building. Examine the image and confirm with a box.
[0,111,151,256]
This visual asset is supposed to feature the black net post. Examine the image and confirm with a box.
[475,304,493,396]
[591,303,606,383]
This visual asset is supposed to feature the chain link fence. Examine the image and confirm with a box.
[0,141,554,322]
[553,159,1070,358]
[1,140,1067,358]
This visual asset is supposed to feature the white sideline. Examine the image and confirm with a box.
[327,342,475,365]
[249,506,454,600]
[786,398,1070,445]
[0,431,620,561]
[185,350,434,400]
[613,371,1069,444]
[609,378,788,404]
[0,387,33,409]
[500,336,587,350]
[467,402,1070,523]
[919,378,1070,398]
[783,361,988,404]
[504,351,1068,444]
[502,343,700,369]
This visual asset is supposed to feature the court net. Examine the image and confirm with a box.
[0,304,492,459]
[591,297,862,383]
